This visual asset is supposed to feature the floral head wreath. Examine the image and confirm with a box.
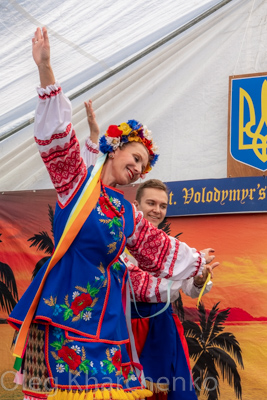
[99,119,159,173]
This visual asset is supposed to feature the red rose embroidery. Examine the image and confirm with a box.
[58,346,81,370]
[107,125,123,138]
[70,293,92,315]
[112,350,122,370]
[99,197,117,219]
[122,365,131,379]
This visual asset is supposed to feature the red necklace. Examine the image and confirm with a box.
[101,182,125,218]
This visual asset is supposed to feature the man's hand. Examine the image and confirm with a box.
[194,261,219,286]
[201,247,216,264]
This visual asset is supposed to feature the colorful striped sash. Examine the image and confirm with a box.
[13,154,106,368]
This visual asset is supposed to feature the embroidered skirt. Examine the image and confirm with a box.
[18,323,152,400]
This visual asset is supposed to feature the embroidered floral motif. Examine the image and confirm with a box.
[56,364,65,373]
[82,311,92,321]
[112,198,121,208]
[112,349,122,370]
[99,196,117,219]
[122,365,136,382]
[43,264,107,322]
[71,345,81,354]
[122,365,131,379]
[72,291,80,300]
[70,293,93,315]
[100,347,121,375]
[50,328,97,375]
[98,193,123,254]
[58,346,82,370]
[97,206,105,216]
[97,347,136,382]
[111,261,123,283]
[112,262,121,272]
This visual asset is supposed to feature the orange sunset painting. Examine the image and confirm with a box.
[0,189,266,400]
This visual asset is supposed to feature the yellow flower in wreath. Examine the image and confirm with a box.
[118,122,132,136]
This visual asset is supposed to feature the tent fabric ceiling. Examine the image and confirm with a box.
[0,0,220,137]
[1,0,266,191]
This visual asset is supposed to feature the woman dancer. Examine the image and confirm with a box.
[8,27,212,400]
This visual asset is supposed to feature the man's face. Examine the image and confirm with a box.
[134,187,168,228]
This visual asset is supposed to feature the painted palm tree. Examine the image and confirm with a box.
[0,234,19,315]
[28,204,55,279]
[158,217,182,238]
[175,296,244,400]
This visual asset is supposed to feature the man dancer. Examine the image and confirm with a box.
[121,179,218,400]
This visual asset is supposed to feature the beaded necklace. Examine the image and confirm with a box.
[101,181,125,218]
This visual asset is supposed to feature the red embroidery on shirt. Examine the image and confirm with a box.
[86,142,99,154]
[135,212,142,225]
[130,266,152,303]
[38,127,87,203]
[129,218,170,276]
[164,239,180,279]
[140,274,153,302]
[189,252,202,278]
[34,123,72,146]
[38,86,62,99]
[155,279,162,302]
[130,268,143,302]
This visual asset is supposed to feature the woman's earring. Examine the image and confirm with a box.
[109,153,114,159]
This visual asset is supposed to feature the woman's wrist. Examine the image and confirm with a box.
[37,63,55,88]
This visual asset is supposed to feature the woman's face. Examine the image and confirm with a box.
[110,142,149,186]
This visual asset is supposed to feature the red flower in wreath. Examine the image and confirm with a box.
[142,137,153,154]
[122,365,131,379]
[106,125,123,138]
[112,349,122,370]
[71,293,93,316]
[58,346,82,370]
[99,197,117,219]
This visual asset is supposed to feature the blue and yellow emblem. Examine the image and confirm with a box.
[230,74,267,171]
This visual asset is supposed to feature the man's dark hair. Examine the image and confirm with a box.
[135,179,168,202]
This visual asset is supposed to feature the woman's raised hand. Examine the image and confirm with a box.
[84,100,100,144]
[32,27,55,88]
[32,27,50,67]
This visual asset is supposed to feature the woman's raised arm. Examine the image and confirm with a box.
[32,27,87,208]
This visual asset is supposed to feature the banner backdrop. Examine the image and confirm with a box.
[0,189,266,399]
[165,176,267,216]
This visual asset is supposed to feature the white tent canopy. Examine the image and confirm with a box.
[1,0,266,190]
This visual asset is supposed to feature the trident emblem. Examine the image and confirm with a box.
[239,79,267,163]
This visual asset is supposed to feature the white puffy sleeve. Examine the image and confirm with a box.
[181,277,213,299]
[34,83,87,207]
[81,138,99,168]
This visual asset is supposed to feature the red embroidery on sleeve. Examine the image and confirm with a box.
[85,142,99,154]
[34,124,71,146]
[189,253,202,278]
[38,127,87,203]
[155,279,161,302]
[38,86,62,99]
[128,218,171,276]
[163,239,179,279]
